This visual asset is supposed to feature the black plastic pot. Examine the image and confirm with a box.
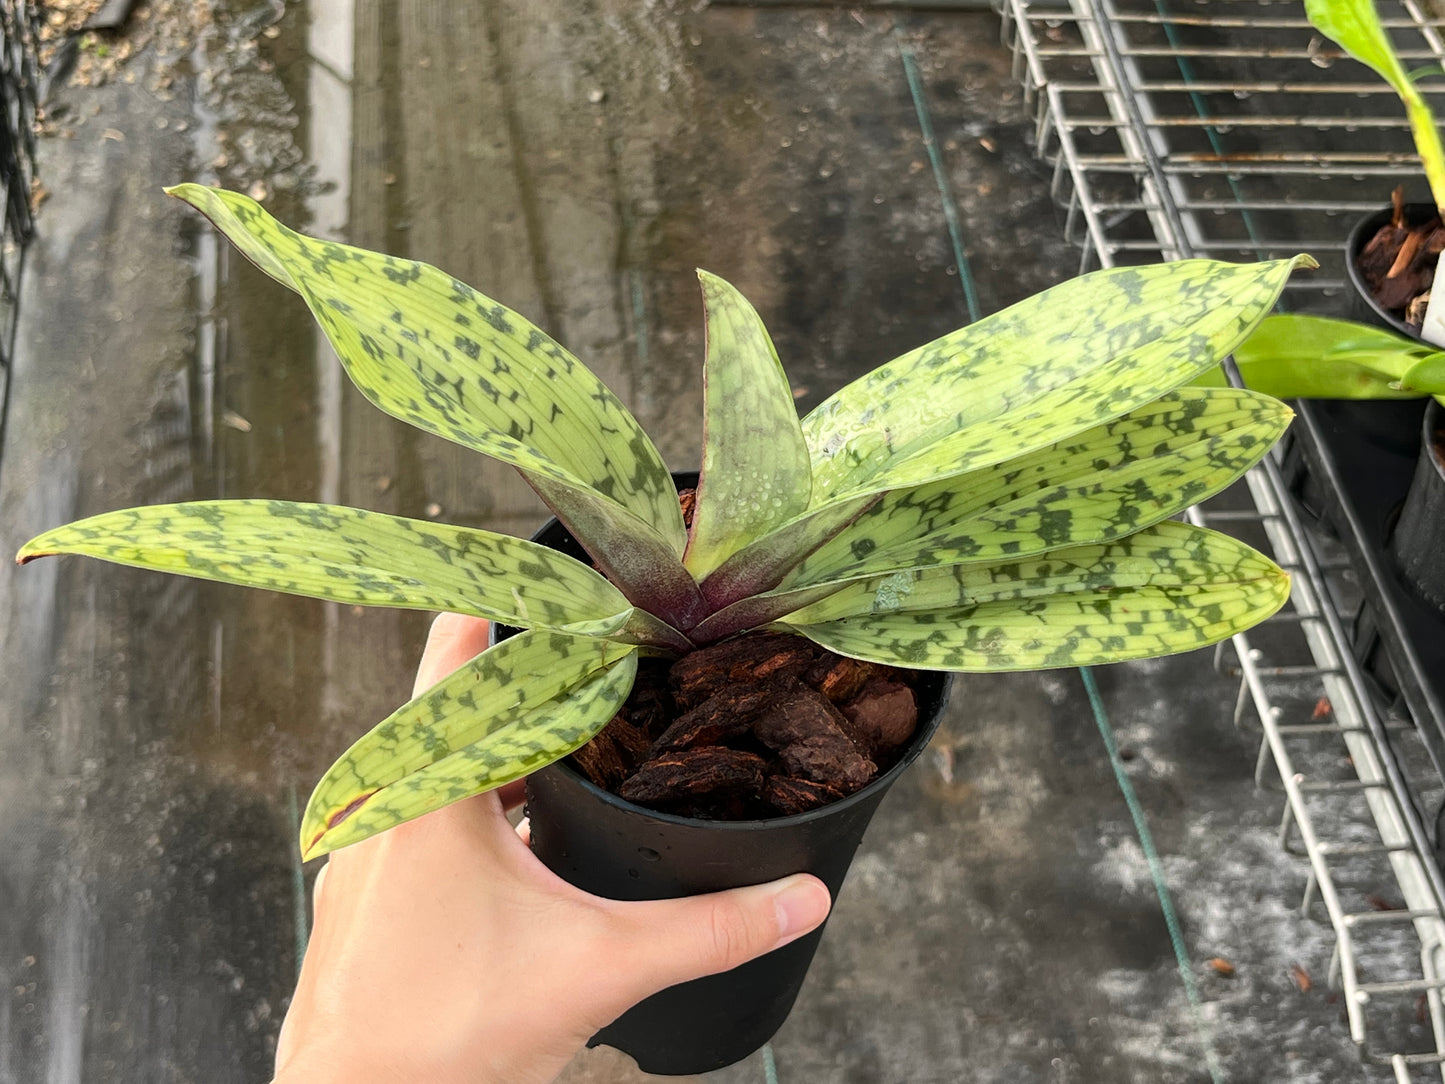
[497,474,954,1075]
[528,676,950,1075]
[1339,203,1442,456]
[1344,202,1439,338]
[1389,399,1445,613]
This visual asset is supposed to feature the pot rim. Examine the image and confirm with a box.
[1425,398,1445,477]
[532,665,953,831]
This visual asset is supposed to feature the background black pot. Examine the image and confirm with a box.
[1344,202,1439,337]
[1339,202,1441,456]
[497,473,954,1075]
[1388,398,1445,613]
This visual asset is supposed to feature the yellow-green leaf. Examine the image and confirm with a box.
[18,501,636,635]
[1203,313,1439,399]
[1402,353,1445,397]
[301,630,638,859]
[684,271,812,579]
[780,520,1290,670]
[165,184,703,626]
[802,256,1313,503]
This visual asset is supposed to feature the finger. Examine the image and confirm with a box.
[311,862,329,917]
[597,874,832,1009]
[413,613,491,696]
[515,816,531,846]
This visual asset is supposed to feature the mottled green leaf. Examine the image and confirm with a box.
[783,388,1291,587]
[684,271,812,579]
[696,388,1288,630]
[780,520,1289,670]
[165,185,703,626]
[802,257,1313,502]
[301,629,637,859]
[18,501,634,636]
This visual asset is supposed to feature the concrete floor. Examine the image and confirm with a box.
[0,2,1422,1081]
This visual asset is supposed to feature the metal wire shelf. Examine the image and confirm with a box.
[997,0,1445,1077]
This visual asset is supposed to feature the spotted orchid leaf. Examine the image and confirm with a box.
[1203,314,1445,401]
[802,256,1314,503]
[302,630,638,859]
[17,501,643,638]
[690,388,1290,639]
[164,185,703,628]
[783,388,1292,587]
[779,521,1290,670]
[684,271,813,580]
[699,384,1285,610]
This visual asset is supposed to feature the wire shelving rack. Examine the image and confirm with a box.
[996,0,1445,1077]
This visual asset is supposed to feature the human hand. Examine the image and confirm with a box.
[272,613,833,1084]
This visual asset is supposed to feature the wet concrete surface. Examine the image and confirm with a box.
[0,2,1418,1082]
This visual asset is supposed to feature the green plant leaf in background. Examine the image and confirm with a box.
[780,521,1289,670]
[1196,313,1445,402]
[164,184,706,630]
[683,271,813,580]
[301,629,638,859]
[17,501,639,638]
[801,256,1313,503]
[1304,0,1445,212]
[1402,352,1445,399]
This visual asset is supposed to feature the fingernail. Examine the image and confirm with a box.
[772,876,831,944]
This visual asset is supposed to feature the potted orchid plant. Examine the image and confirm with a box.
[1305,0,1445,340]
[18,185,1308,1074]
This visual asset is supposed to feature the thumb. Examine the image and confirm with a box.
[596,874,832,1011]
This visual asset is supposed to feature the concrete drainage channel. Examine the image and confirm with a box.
[0,0,39,480]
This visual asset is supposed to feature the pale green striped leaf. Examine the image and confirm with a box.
[783,388,1291,587]
[166,185,703,626]
[18,501,632,637]
[802,256,1313,502]
[684,271,812,579]
[780,521,1289,670]
[302,630,638,859]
